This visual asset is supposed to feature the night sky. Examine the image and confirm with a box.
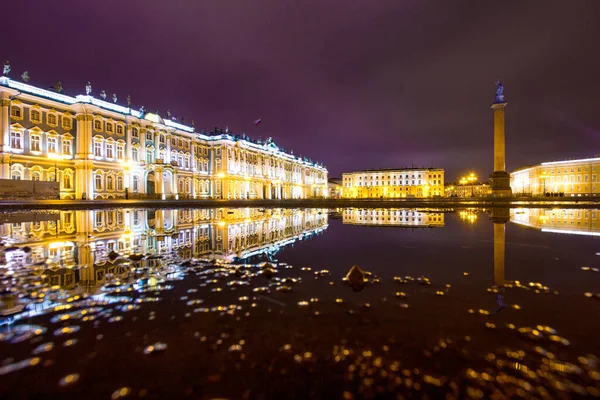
[3,1,599,180]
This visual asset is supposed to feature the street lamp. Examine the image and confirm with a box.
[539,173,548,196]
[48,154,63,199]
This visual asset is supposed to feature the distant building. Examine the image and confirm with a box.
[341,168,444,198]
[328,178,343,199]
[510,157,600,196]
[445,182,491,197]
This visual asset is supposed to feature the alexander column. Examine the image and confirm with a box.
[490,80,512,197]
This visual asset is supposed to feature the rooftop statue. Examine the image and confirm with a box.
[3,61,11,76]
[21,71,30,83]
[86,82,92,95]
[55,81,63,93]
[100,90,107,100]
[112,93,117,103]
[126,95,131,108]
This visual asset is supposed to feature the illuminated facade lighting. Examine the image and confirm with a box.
[0,77,327,200]
[341,168,444,199]
[510,157,600,196]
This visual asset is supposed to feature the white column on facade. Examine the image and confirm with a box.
[0,97,10,179]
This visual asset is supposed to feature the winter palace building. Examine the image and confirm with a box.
[0,76,328,200]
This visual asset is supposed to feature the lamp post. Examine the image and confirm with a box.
[48,154,63,199]
[539,173,548,197]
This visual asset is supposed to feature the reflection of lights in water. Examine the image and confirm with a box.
[459,210,478,224]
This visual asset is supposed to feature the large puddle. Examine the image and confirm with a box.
[1,207,600,398]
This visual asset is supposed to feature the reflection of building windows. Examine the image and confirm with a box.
[95,212,103,226]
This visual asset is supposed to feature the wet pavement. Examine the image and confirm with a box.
[1,207,600,399]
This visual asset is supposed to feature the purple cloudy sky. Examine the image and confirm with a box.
[3,0,599,179]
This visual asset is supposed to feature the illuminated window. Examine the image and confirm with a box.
[133,176,139,192]
[171,137,176,146]
[47,137,57,153]
[62,116,72,129]
[132,147,139,161]
[116,125,124,135]
[95,174,103,190]
[63,174,72,189]
[30,109,41,123]
[146,149,153,163]
[94,120,102,130]
[107,175,114,190]
[10,131,22,149]
[117,176,123,191]
[10,105,22,119]
[132,127,139,137]
[106,143,114,159]
[106,123,114,133]
[116,144,124,159]
[146,131,153,141]
[30,135,41,152]
[62,139,72,155]
[47,114,57,126]
[94,141,102,157]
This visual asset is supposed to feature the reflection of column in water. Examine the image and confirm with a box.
[493,222,505,285]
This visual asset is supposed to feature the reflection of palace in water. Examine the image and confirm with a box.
[510,208,600,236]
[342,209,444,228]
[0,208,328,292]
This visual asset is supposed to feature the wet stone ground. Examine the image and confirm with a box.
[1,210,600,399]
[0,256,599,399]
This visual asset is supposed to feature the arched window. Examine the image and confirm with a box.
[30,110,41,123]
[63,174,72,189]
[31,172,41,181]
[10,106,21,118]
[146,149,154,163]
[132,147,139,162]
[107,175,114,190]
[95,174,103,190]
[117,176,123,191]
[133,176,139,192]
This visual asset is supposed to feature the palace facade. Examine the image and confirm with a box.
[341,168,444,198]
[510,157,600,196]
[0,76,327,200]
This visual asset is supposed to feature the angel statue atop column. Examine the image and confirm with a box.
[495,79,505,102]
